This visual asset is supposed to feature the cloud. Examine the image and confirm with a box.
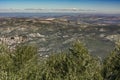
[23,8,96,12]
[0,8,96,13]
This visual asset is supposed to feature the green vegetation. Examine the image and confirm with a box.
[0,41,120,80]
[102,42,120,80]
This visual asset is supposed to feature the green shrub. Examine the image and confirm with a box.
[11,45,38,72]
[41,41,103,80]
[1,41,120,80]
[0,44,14,80]
[0,44,43,80]
[102,42,120,80]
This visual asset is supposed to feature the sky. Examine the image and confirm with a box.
[0,0,120,13]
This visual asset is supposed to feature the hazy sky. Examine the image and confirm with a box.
[0,0,120,13]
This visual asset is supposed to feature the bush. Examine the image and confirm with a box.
[0,44,14,80]
[0,44,43,80]
[11,45,38,72]
[102,42,120,80]
[41,41,103,80]
[1,41,120,80]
